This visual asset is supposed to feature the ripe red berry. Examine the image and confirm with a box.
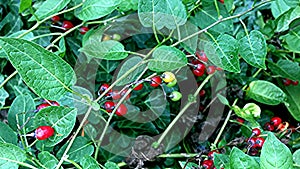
[264,122,275,131]
[35,126,55,140]
[200,89,206,97]
[208,150,219,160]
[255,137,265,148]
[62,20,74,30]
[191,59,201,65]
[193,69,205,77]
[219,0,224,4]
[133,83,143,91]
[283,78,292,86]
[51,15,60,22]
[98,83,112,96]
[251,128,261,137]
[292,80,299,86]
[150,76,162,87]
[270,117,282,127]
[237,117,245,124]
[110,90,121,100]
[196,50,208,62]
[247,137,257,147]
[215,67,223,71]
[120,89,131,100]
[79,26,89,35]
[116,104,128,116]
[206,66,216,75]
[104,101,115,113]
[50,101,60,106]
[193,63,206,77]
[202,159,214,169]
[36,103,51,111]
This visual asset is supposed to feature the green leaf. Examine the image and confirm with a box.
[28,0,71,21]
[217,93,229,106]
[19,0,32,13]
[174,22,199,53]
[148,45,188,72]
[238,30,267,69]
[243,103,261,118]
[138,0,187,30]
[0,142,27,169]
[144,89,169,121]
[0,122,17,145]
[247,80,286,105]
[0,88,9,108]
[204,34,240,73]
[33,106,77,147]
[268,59,300,81]
[0,38,76,100]
[76,0,120,21]
[80,40,128,60]
[104,161,120,169]
[283,0,300,7]
[178,161,198,168]
[214,153,230,169]
[293,149,300,166]
[56,136,94,163]
[230,147,259,169]
[118,0,138,12]
[271,0,291,18]
[260,132,293,169]
[8,30,34,40]
[80,155,101,169]
[284,85,300,121]
[280,25,300,53]
[38,151,59,169]
[191,3,233,34]
[276,6,300,32]
[115,56,146,86]
[7,94,35,132]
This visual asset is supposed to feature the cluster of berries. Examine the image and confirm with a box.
[201,150,222,169]
[189,51,222,77]
[246,128,265,155]
[283,78,299,86]
[51,15,89,34]
[99,72,182,116]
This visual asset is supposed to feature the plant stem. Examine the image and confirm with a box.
[158,153,198,158]
[29,33,62,41]
[171,0,272,47]
[156,74,214,147]
[0,70,18,89]
[212,68,262,149]
[17,3,83,39]
[64,159,83,169]
[214,0,221,18]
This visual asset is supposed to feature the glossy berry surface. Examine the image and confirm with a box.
[166,79,177,87]
[116,104,128,116]
[251,128,261,137]
[98,83,112,95]
[264,122,275,131]
[270,117,282,127]
[51,15,60,22]
[202,159,213,169]
[208,150,219,160]
[200,89,206,97]
[110,91,121,100]
[79,26,89,35]
[133,83,143,91]
[35,126,55,140]
[150,76,162,87]
[36,103,51,111]
[283,78,292,86]
[196,50,208,62]
[292,80,299,86]
[255,137,265,148]
[193,69,205,77]
[161,72,175,83]
[62,20,74,30]
[206,66,216,75]
[247,137,257,147]
[169,91,182,101]
[104,101,115,112]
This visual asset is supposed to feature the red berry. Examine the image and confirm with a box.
[247,137,257,147]
[110,90,121,100]
[208,150,219,160]
[79,26,89,35]
[194,63,206,71]
[191,59,201,65]
[200,89,206,97]
[251,128,261,137]
[35,126,55,140]
[50,101,60,106]
[104,101,115,113]
[120,89,131,100]
[270,117,282,127]
[283,78,292,86]
[264,122,275,131]
[202,160,213,169]
[215,67,223,71]
[62,20,74,30]
[51,15,60,22]
[277,122,289,131]
[196,50,208,62]
[150,76,162,87]
[219,0,224,4]
[133,83,143,91]
[98,83,112,96]
[193,69,205,77]
[116,104,128,116]
[36,103,51,111]
[255,137,265,148]
[292,80,299,86]
[206,66,216,74]
[237,117,245,124]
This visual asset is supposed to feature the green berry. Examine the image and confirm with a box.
[166,78,177,87]
[169,91,182,101]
